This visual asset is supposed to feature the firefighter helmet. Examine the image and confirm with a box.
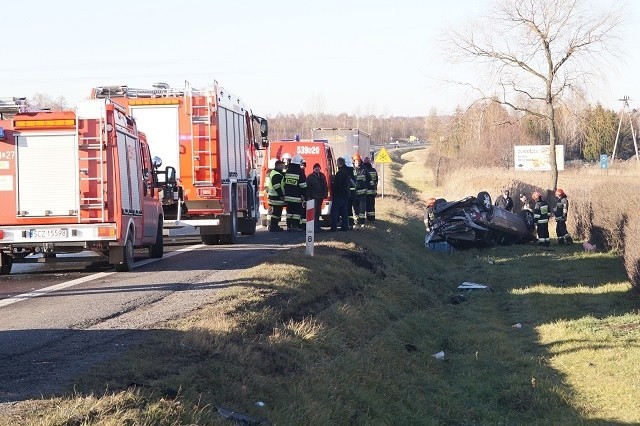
[343,155,353,167]
[281,153,292,163]
[353,153,362,162]
[532,191,542,201]
[291,154,304,165]
[427,197,436,207]
[555,188,565,197]
[268,158,278,169]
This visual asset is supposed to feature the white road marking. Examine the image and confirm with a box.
[0,244,205,308]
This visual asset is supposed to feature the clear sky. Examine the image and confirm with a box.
[1,0,637,117]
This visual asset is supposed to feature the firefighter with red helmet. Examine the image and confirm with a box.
[553,188,573,244]
[363,157,378,222]
[532,191,550,246]
[424,197,437,231]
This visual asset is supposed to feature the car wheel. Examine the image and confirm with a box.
[476,191,492,212]
[519,210,536,231]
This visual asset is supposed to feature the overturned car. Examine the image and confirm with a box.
[425,191,536,250]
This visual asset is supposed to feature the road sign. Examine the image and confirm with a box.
[600,154,608,169]
[374,147,391,163]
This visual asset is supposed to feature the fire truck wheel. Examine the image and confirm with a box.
[0,253,13,275]
[149,223,164,258]
[115,234,135,272]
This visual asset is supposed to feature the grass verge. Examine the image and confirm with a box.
[4,148,640,425]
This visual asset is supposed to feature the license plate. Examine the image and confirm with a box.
[29,228,68,239]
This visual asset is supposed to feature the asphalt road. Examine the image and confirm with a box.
[0,226,309,406]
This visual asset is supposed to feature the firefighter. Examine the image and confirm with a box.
[352,153,370,228]
[554,188,573,244]
[344,155,357,229]
[424,197,436,231]
[267,160,286,232]
[281,152,292,172]
[532,191,550,246]
[284,154,307,232]
[363,157,378,222]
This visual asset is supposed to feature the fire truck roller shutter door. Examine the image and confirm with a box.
[129,107,180,177]
[17,133,78,217]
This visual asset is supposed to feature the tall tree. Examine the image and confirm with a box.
[446,0,622,190]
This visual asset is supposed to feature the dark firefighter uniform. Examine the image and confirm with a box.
[533,193,550,246]
[554,189,572,244]
[284,161,307,231]
[267,163,286,232]
[353,162,371,226]
[364,159,378,221]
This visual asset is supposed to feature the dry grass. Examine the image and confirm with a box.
[2,147,639,425]
[425,151,640,289]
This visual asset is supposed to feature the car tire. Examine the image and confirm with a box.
[519,210,536,232]
[476,191,492,212]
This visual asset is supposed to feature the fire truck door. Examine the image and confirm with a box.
[140,143,159,238]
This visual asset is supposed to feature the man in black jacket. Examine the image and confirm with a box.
[495,189,513,212]
[306,163,328,231]
[330,157,351,231]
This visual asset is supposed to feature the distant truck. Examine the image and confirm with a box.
[311,128,371,160]
[259,139,337,226]
[0,99,166,274]
[91,82,269,245]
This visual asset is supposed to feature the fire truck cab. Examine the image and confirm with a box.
[0,99,165,274]
[259,139,336,227]
[91,82,269,245]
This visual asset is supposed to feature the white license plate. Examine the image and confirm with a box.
[29,228,68,239]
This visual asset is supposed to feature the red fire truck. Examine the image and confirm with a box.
[91,82,269,245]
[0,99,165,274]
[259,139,336,227]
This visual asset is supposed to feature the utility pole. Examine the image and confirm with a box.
[612,96,639,163]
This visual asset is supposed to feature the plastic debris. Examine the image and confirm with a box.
[255,401,266,407]
[458,282,489,290]
[583,242,597,252]
[512,323,522,329]
[432,351,445,360]
[217,406,267,425]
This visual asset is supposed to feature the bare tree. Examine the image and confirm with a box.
[446,0,622,190]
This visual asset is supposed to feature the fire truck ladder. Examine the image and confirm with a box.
[188,83,215,186]
[77,114,107,223]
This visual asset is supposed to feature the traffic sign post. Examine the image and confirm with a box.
[374,147,392,198]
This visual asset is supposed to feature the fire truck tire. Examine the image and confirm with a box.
[220,192,239,244]
[0,253,13,275]
[149,222,164,258]
[114,234,135,272]
[201,234,220,245]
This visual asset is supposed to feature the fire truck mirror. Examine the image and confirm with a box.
[165,166,177,184]
[153,156,163,169]
[260,119,268,138]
